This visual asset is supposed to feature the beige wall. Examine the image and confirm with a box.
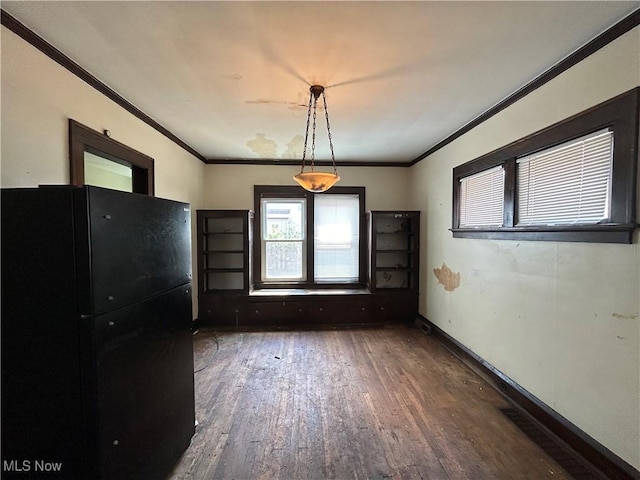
[202,163,410,211]
[1,26,206,315]
[409,27,640,469]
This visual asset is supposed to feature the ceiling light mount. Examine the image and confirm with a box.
[293,85,340,193]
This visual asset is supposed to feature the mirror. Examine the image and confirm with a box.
[69,119,154,195]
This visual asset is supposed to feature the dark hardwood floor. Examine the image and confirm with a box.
[169,325,596,480]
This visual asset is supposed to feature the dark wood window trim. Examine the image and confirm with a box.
[452,87,639,244]
[253,185,367,290]
[69,119,155,195]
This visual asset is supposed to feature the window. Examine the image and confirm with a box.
[314,194,361,282]
[255,186,366,288]
[69,119,154,195]
[459,165,505,228]
[262,198,306,281]
[516,130,613,226]
[452,88,639,243]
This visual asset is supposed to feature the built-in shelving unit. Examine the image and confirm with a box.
[367,211,420,292]
[197,210,252,327]
[197,209,420,329]
[198,210,252,293]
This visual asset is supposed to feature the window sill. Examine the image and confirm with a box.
[451,224,638,244]
[250,288,371,296]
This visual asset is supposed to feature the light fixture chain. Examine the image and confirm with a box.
[310,93,318,171]
[300,90,313,173]
[322,91,337,175]
[292,84,340,193]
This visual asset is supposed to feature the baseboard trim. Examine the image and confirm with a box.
[417,315,640,480]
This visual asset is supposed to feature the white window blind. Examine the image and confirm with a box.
[517,129,613,226]
[314,195,360,282]
[459,165,505,227]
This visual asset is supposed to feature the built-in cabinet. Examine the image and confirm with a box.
[198,210,252,293]
[197,209,419,329]
[367,211,420,292]
[197,210,252,327]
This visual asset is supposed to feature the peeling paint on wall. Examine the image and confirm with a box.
[284,135,304,159]
[246,99,307,109]
[433,263,460,291]
[611,312,639,320]
[246,133,278,158]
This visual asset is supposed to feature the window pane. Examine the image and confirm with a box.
[261,199,306,281]
[314,195,360,282]
[263,200,304,240]
[459,165,504,227]
[265,241,303,279]
[517,129,613,226]
[84,151,132,192]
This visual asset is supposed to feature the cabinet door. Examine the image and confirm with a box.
[199,296,243,327]
[94,284,194,480]
[311,298,372,325]
[372,293,417,323]
[244,301,308,327]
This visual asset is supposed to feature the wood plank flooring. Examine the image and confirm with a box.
[169,325,587,480]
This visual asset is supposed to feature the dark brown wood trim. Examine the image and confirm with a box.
[410,8,640,165]
[205,158,412,167]
[451,87,640,244]
[253,185,367,288]
[451,225,637,244]
[417,315,640,480]
[1,9,207,164]
[70,119,155,195]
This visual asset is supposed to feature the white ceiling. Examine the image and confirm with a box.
[3,1,639,164]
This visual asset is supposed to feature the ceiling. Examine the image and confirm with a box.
[2,1,639,164]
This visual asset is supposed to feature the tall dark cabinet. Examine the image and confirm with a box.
[367,210,420,322]
[196,210,253,327]
[1,186,195,480]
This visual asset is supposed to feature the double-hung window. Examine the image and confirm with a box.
[255,186,366,288]
[452,88,638,243]
[261,198,306,281]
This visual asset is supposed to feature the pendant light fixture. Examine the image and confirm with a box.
[293,85,340,193]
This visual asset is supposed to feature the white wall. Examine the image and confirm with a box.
[202,163,411,211]
[1,26,207,316]
[409,27,640,469]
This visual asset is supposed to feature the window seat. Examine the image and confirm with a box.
[250,288,370,296]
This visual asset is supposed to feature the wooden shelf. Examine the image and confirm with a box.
[367,211,420,293]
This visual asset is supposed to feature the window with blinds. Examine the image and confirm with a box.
[459,165,505,227]
[516,129,613,226]
[451,89,638,243]
[314,194,360,282]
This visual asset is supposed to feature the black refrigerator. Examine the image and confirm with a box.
[1,185,195,479]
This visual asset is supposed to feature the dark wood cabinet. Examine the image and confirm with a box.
[197,210,252,327]
[244,300,308,327]
[367,211,420,323]
[196,209,420,329]
[197,210,253,293]
[367,211,420,293]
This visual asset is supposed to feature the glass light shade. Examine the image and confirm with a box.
[293,172,341,193]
